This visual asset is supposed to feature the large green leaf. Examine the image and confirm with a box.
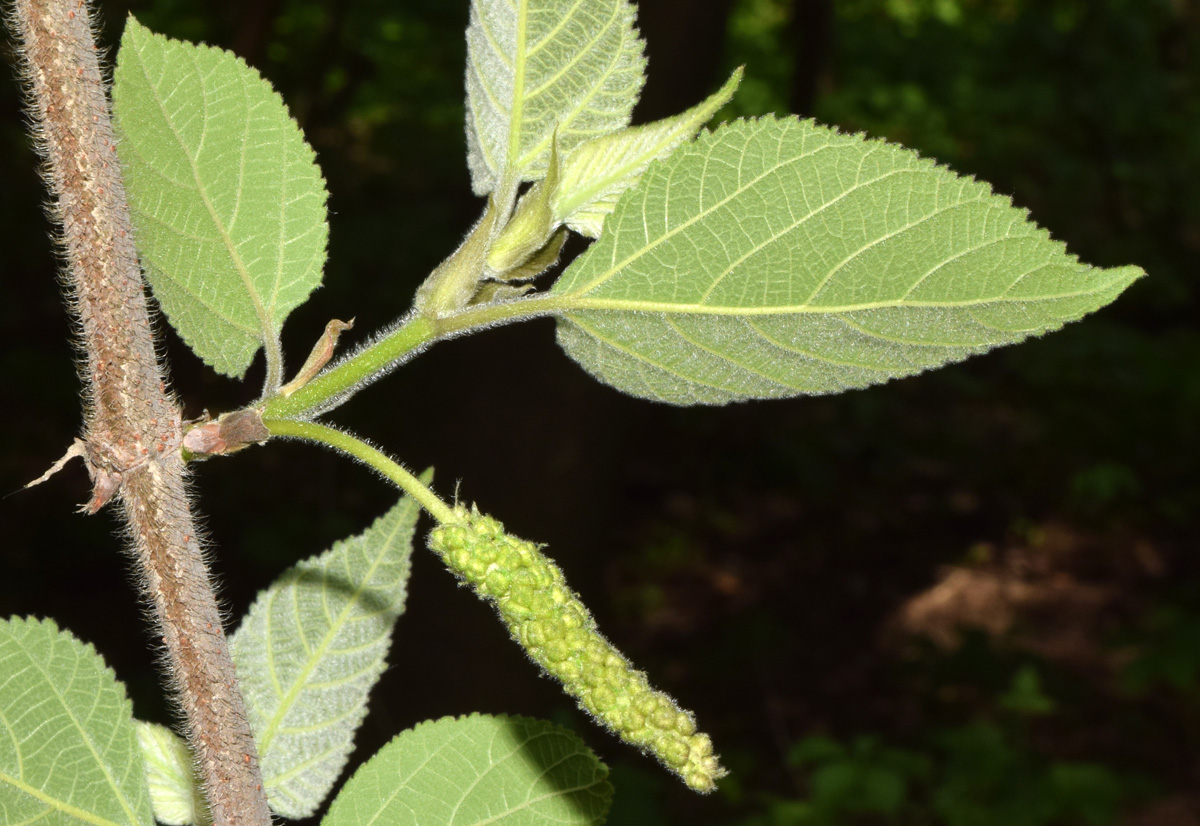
[230,495,420,819]
[465,0,646,196]
[551,117,1144,405]
[113,18,328,381]
[0,617,153,826]
[322,715,612,826]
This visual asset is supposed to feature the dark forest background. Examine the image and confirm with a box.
[2,1,1198,824]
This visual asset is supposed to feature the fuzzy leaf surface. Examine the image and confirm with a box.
[0,617,153,826]
[465,0,646,195]
[231,496,420,818]
[551,117,1144,404]
[113,18,328,379]
[322,715,612,826]
[135,722,205,826]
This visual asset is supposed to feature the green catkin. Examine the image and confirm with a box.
[428,505,726,792]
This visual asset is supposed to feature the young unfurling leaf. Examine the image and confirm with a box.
[485,69,742,276]
[552,67,742,238]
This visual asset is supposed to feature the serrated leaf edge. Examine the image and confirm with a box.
[466,0,647,195]
[0,615,150,826]
[116,17,329,381]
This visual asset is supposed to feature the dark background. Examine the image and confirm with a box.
[2,1,1198,824]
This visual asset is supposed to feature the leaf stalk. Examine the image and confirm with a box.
[262,418,455,523]
[261,293,566,420]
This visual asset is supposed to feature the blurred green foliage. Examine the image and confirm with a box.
[1120,604,1200,696]
[732,665,1152,826]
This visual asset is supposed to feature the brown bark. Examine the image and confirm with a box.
[8,1,271,822]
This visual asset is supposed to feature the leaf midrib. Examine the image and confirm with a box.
[516,2,632,175]
[1,627,143,826]
[255,513,410,760]
[0,769,132,826]
[503,0,531,186]
[555,278,1108,317]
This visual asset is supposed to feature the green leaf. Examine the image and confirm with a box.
[550,116,1144,405]
[554,67,742,238]
[113,17,329,382]
[0,617,153,826]
[135,722,206,826]
[465,0,646,196]
[230,495,420,819]
[322,715,612,826]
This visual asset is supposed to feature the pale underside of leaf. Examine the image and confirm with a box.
[136,722,207,826]
[551,116,1144,405]
[230,496,419,819]
[322,714,612,826]
[113,18,328,380]
[465,0,646,196]
[0,617,153,826]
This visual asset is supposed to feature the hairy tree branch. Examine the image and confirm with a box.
[8,1,271,822]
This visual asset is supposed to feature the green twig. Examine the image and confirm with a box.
[262,294,563,421]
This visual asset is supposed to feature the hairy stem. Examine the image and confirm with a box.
[8,2,271,823]
[262,312,439,420]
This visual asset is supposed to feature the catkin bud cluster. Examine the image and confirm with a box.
[429,505,726,792]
